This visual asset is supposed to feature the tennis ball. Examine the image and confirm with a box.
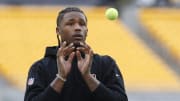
[105,8,118,20]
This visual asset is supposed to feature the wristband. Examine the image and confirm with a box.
[56,74,66,82]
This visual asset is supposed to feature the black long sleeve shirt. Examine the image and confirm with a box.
[24,46,128,101]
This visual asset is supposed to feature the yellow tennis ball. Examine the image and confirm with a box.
[105,8,118,20]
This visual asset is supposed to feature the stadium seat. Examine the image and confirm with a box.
[0,6,180,91]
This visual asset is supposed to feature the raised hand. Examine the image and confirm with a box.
[76,43,93,76]
[56,41,75,79]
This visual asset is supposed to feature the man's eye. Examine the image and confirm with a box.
[80,22,86,26]
[66,23,73,25]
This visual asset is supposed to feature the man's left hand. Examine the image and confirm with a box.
[76,42,93,77]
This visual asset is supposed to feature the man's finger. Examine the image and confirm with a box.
[63,43,74,56]
[86,44,91,50]
[86,49,93,67]
[89,49,93,56]
[80,42,88,48]
[57,41,67,56]
[64,46,75,56]
[79,42,91,54]
[76,47,85,52]
[68,52,75,62]
[63,43,73,50]
[67,46,75,53]
[85,49,93,58]
[56,47,62,57]
[61,41,67,48]
[76,50,83,61]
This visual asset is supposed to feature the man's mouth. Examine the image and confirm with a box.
[72,34,83,40]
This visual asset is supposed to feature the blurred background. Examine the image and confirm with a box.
[0,0,180,101]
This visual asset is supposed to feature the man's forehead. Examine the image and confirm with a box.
[63,12,86,22]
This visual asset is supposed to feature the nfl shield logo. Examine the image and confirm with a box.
[28,78,34,86]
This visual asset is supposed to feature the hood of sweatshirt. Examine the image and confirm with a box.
[44,46,58,58]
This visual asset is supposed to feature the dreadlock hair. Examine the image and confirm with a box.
[56,7,87,26]
[56,7,87,47]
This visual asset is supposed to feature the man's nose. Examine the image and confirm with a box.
[74,23,81,31]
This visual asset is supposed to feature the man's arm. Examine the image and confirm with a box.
[83,74,100,92]
[24,63,62,101]
[83,56,128,101]
[76,42,127,101]
[25,42,75,101]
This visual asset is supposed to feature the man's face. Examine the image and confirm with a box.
[56,11,88,47]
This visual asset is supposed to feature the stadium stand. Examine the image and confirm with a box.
[0,6,180,91]
[139,8,180,62]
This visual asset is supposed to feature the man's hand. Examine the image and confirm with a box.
[57,41,75,79]
[76,42,93,76]
[76,43,100,92]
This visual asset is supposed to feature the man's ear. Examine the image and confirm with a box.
[56,27,61,35]
[85,28,88,37]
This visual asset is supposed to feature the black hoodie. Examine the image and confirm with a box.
[24,46,128,101]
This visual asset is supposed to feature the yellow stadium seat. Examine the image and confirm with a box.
[0,6,180,91]
[139,8,180,61]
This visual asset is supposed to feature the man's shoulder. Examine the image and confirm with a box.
[92,54,119,80]
[93,53,115,63]
[93,53,117,70]
[29,57,55,72]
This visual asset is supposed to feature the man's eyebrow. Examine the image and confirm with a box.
[66,18,86,22]
[79,18,86,22]
[64,19,74,22]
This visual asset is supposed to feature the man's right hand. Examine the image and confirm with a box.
[56,41,75,79]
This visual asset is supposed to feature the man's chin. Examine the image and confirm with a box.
[73,41,80,47]
[73,41,84,47]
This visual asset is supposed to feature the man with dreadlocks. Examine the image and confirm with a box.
[24,7,128,101]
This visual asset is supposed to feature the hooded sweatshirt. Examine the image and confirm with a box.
[24,46,128,101]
